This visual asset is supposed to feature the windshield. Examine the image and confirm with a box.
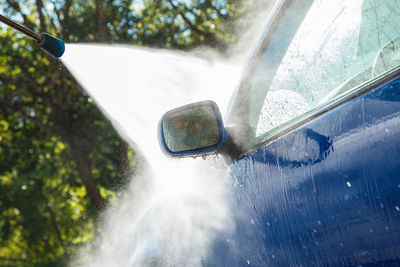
[243,0,400,139]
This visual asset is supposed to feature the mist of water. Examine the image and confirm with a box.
[62,44,243,266]
[61,4,272,266]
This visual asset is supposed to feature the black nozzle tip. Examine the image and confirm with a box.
[38,33,65,59]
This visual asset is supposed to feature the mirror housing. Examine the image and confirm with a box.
[159,100,226,157]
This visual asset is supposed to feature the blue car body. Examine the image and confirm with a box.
[207,72,400,266]
[161,0,400,265]
[212,0,400,265]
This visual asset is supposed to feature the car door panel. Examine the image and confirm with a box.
[207,74,400,266]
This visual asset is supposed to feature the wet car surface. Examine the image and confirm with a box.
[160,0,400,265]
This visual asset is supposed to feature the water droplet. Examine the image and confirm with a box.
[395,206,400,211]
[21,185,27,190]
[247,260,250,265]
[346,181,351,187]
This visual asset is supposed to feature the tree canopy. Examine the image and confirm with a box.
[0,0,259,265]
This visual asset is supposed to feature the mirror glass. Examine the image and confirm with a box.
[162,103,221,153]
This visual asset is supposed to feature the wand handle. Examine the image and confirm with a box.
[0,14,42,42]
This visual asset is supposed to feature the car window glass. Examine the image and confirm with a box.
[249,0,400,139]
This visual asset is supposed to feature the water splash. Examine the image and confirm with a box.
[61,44,245,266]
[62,44,243,155]
[61,3,273,265]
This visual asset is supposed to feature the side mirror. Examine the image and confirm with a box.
[159,100,226,157]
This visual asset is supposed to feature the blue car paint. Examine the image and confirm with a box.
[157,0,400,264]
[205,74,400,265]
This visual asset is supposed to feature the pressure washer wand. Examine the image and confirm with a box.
[0,14,65,58]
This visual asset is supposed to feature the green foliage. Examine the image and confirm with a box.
[0,28,113,265]
[0,0,249,265]
[134,0,247,50]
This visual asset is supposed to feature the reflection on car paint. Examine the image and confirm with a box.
[204,76,400,266]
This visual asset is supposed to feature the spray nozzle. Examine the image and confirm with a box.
[0,14,65,59]
[38,33,65,59]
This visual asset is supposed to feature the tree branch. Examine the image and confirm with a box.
[38,182,69,258]
[35,0,47,32]
[205,0,229,19]
[6,0,37,31]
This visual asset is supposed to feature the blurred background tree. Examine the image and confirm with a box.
[0,0,266,265]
